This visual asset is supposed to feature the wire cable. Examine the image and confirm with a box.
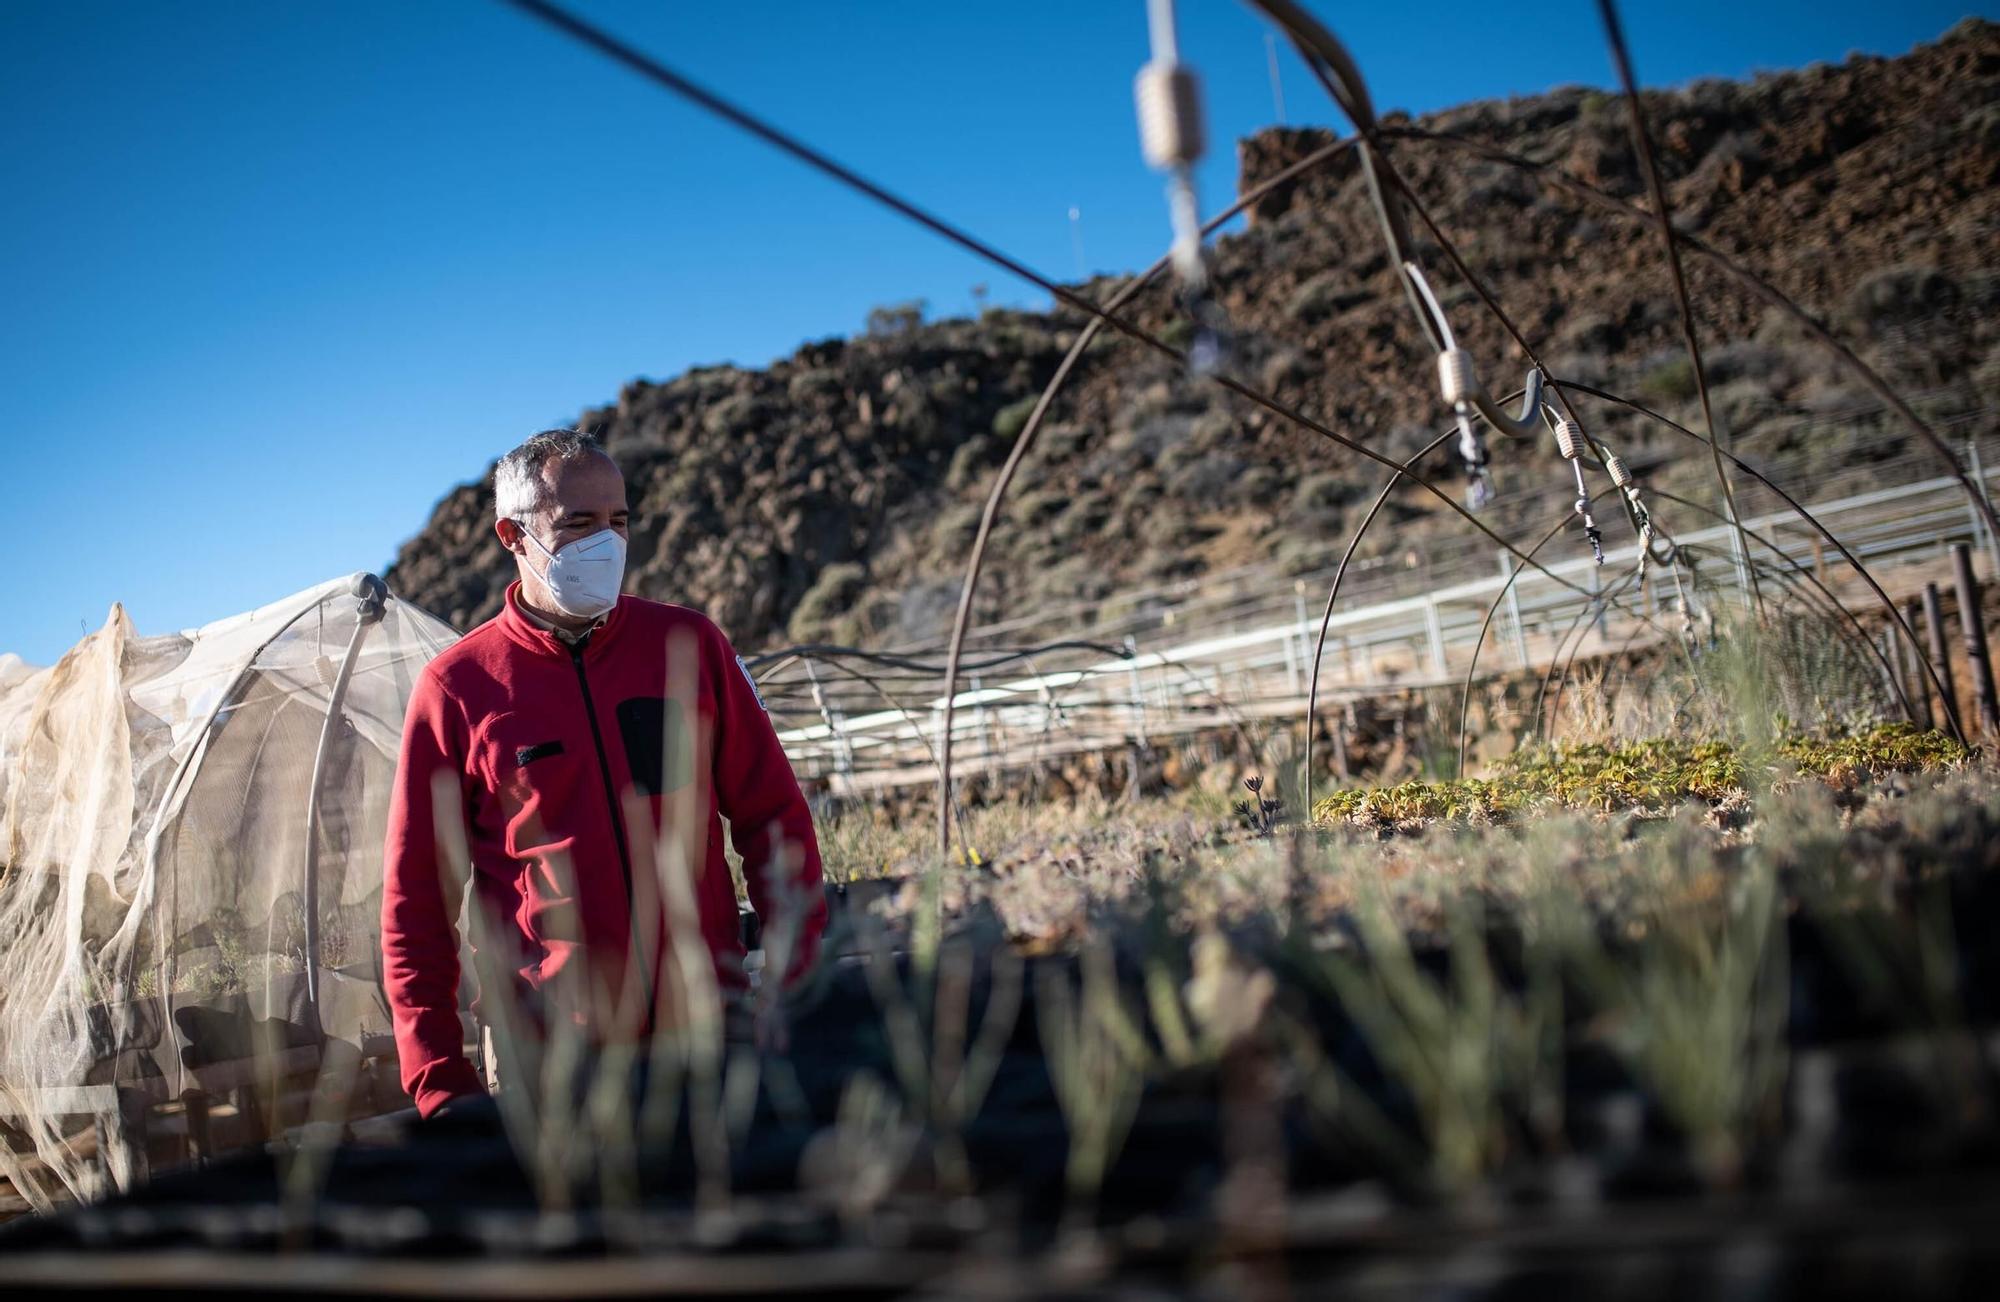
[492,1,1605,611]
[1593,0,1761,611]
[1376,121,2000,557]
[1402,260,1545,508]
[1559,379,1966,742]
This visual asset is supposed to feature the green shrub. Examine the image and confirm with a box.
[1847,265,1959,327]
[1292,471,1362,530]
[789,562,867,641]
[1312,723,1968,825]
[1159,317,1197,351]
[992,395,1040,442]
[865,300,926,338]
[1285,271,1370,324]
[1636,356,1697,405]
[947,435,995,491]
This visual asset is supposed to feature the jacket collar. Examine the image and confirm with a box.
[497,580,628,659]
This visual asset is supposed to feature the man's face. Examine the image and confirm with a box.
[496,452,630,612]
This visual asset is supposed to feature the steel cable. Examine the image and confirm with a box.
[488,1,1694,849]
[1641,489,1922,725]
[1594,0,1761,610]
[1454,512,1590,779]
[1300,402,1679,809]
[499,0,1966,808]
[1377,123,2000,551]
[1558,379,1966,741]
[1537,560,1651,739]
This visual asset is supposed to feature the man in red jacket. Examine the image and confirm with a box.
[381,428,828,1119]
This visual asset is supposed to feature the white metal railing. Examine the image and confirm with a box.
[752,423,2000,790]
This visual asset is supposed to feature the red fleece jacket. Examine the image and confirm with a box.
[381,584,827,1117]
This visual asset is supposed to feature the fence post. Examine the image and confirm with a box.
[1498,552,1528,669]
[970,675,993,766]
[1729,523,1753,610]
[1423,594,1447,679]
[1922,583,1959,735]
[1952,542,1999,738]
[1280,621,1301,699]
[1967,436,2000,581]
[1291,581,1311,699]
[1123,635,1148,747]
[806,657,857,778]
[1901,599,1935,730]
[1876,629,1904,715]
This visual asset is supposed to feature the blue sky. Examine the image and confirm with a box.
[1,1,1977,665]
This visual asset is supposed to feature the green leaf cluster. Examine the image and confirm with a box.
[1312,723,1969,826]
[1774,722,1971,781]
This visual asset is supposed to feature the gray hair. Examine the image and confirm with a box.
[494,429,610,521]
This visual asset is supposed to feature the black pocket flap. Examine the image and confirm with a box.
[616,696,691,797]
[515,740,565,767]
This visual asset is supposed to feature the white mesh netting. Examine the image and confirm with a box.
[0,575,457,1213]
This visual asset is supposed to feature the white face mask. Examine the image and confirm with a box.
[518,524,627,620]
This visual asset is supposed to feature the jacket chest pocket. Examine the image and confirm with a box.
[615,696,693,798]
[477,715,588,853]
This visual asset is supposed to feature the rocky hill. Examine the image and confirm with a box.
[387,19,2000,650]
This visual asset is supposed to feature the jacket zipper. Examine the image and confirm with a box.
[569,641,637,915]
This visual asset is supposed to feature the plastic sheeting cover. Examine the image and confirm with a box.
[0,577,458,1212]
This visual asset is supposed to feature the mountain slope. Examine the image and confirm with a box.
[386,19,2000,650]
